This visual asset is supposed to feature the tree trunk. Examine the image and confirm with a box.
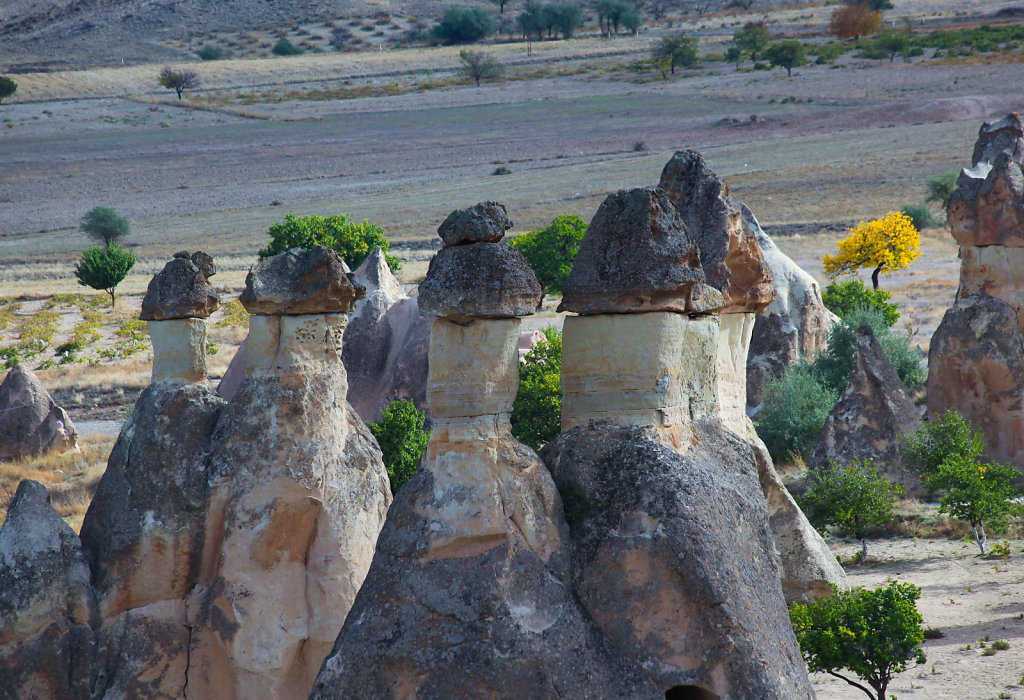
[176,88,183,100]
[108,289,116,308]
[786,65,792,76]
[973,523,987,555]
[871,264,882,289]
[861,537,868,563]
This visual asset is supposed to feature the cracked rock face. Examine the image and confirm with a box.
[437,200,513,246]
[240,246,366,315]
[417,243,542,320]
[0,364,78,461]
[558,187,723,315]
[141,253,220,321]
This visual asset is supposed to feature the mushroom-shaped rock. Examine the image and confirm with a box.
[0,365,78,460]
[240,246,365,315]
[417,243,542,320]
[140,254,220,321]
[658,150,775,313]
[558,187,723,315]
[437,200,512,246]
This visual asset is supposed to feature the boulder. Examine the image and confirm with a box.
[240,246,366,315]
[437,200,512,246]
[0,480,96,700]
[417,243,542,320]
[810,325,925,498]
[140,254,220,321]
[746,204,836,409]
[928,294,1024,467]
[658,150,775,313]
[0,364,78,461]
[558,187,723,316]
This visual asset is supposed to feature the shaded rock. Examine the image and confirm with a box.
[928,294,1024,468]
[191,250,216,278]
[417,242,542,320]
[240,246,366,315]
[747,204,836,409]
[437,200,512,246]
[0,479,96,700]
[558,187,723,315]
[140,255,220,321]
[810,325,925,498]
[658,150,775,313]
[0,364,78,461]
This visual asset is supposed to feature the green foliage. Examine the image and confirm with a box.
[433,6,495,44]
[765,40,808,76]
[924,455,1018,554]
[874,29,911,61]
[822,280,899,327]
[811,307,925,395]
[651,34,698,76]
[80,206,130,246]
[926,170,959,207]
[790,581,926,700]
[458,49,504,86]
[724,45,743,67]
[733,21,771,62]
[801,459,903,559]
[913,23,1024,54]
[900,203,935,230]
[369,399,430,492]
[196,45,224,60]
[754,362,839,463]
[812,43,847,65]
[597,0,640,35]
[0,75,17,103]
[547,3,583,38]
[508,214,587,295]
[259,212,400,272]
[272,39,304,55]
[511,328,562,450]
[901,409,984,477]
[74,244,137,307]
[157,66,199,99]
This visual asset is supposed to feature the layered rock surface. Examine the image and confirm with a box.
[0,364,78,461]
[140,250,220,321]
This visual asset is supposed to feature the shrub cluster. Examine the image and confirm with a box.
[259,212,400,272]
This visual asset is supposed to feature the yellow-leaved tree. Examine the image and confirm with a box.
[823,211,921,289]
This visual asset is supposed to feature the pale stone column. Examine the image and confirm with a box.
[149,317,208,382]
[715,311,756,437]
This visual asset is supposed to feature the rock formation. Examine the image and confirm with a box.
[187,245,391,698]
[0,480,96,699]
[0,364,78,461]
[660,150,846,603]
[312,204,660,699]
[930,114,1024,468]
[544,188,814,697]
[811,325,924,497]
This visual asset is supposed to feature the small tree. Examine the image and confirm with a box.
[74,244,137,308]
[369,399,430,492]
[875,29,910,61]
[158,67,199,100]
[651,34,699,76]
[822,279,899,327]
[829,3,882,40]
[549,3,583,38]
[196,45,224,60]
[259,212,400,272]
[754,362,838,463]
[459,50,504,86]
[80,206,130,246]
[511,327,562,450]
[765,39,807,76]
[271,39,305,56]
[433,6,495,44]
[901,409,984,477]
[724,46,743,68]
[0,75,17,104]
[733,21,771,63]
[926,170,959,208]
[508,214,588,296]
[800,458,903,562]
[789,580,926,700]
[822,211,921,289]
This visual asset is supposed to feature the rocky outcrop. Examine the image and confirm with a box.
[312,204,659,699]
[418,244,542,321]
[437,200,512,246]
[0,364,78,461]
[186,246,390,698]
[929,114,1024,468]
[0,480,96,700]
[140,250,220,321]
[811,325,924,498]
[747,205,836,409]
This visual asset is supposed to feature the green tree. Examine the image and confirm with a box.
[548,3,583,38]
[651,34,699,76]
[597,0,637,35]
[901,409,984,477]
[80,206,131,246]
[511,327,562,450]
[433,6,495,44]
[874,29,910,61]
[789,581,926,700]
[724,45,743,68]
[620,4,642,34]
[733,21,771,63]
[924,455,1018,555]
[508,214,587,296]
[800,458,903,562]
[259,212,400,272]
[822,279,899,327]
[157,66,199,99]
[369,399,430,492]
[459,49,504,86]
[74,244,137,308]
[765,39,807,76]
[754,362,839,462]
[271,39,304,56]
[0,75,17,103]
[196,45,225,60]
[926,170,959,208]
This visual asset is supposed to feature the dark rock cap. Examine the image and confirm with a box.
[658,150,774,313]
[417,242,542,320]
[437,201,512,246]
[140,254,220,321]
[240,246,366,315]
[558,187,723,315]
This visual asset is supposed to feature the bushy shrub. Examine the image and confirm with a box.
[433,6,495,44]
[259,212,400,272]
[926,170,959,208]
[369,399,430,492]
[196,45,224,60]
[272,39,304,56]
[0,75,16,103]
[901,409,984,476]
[511,327,562,450]
[754,362,839,463]
[900,203,935,230]
[822,279,899,327]
[508,214,587,296]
